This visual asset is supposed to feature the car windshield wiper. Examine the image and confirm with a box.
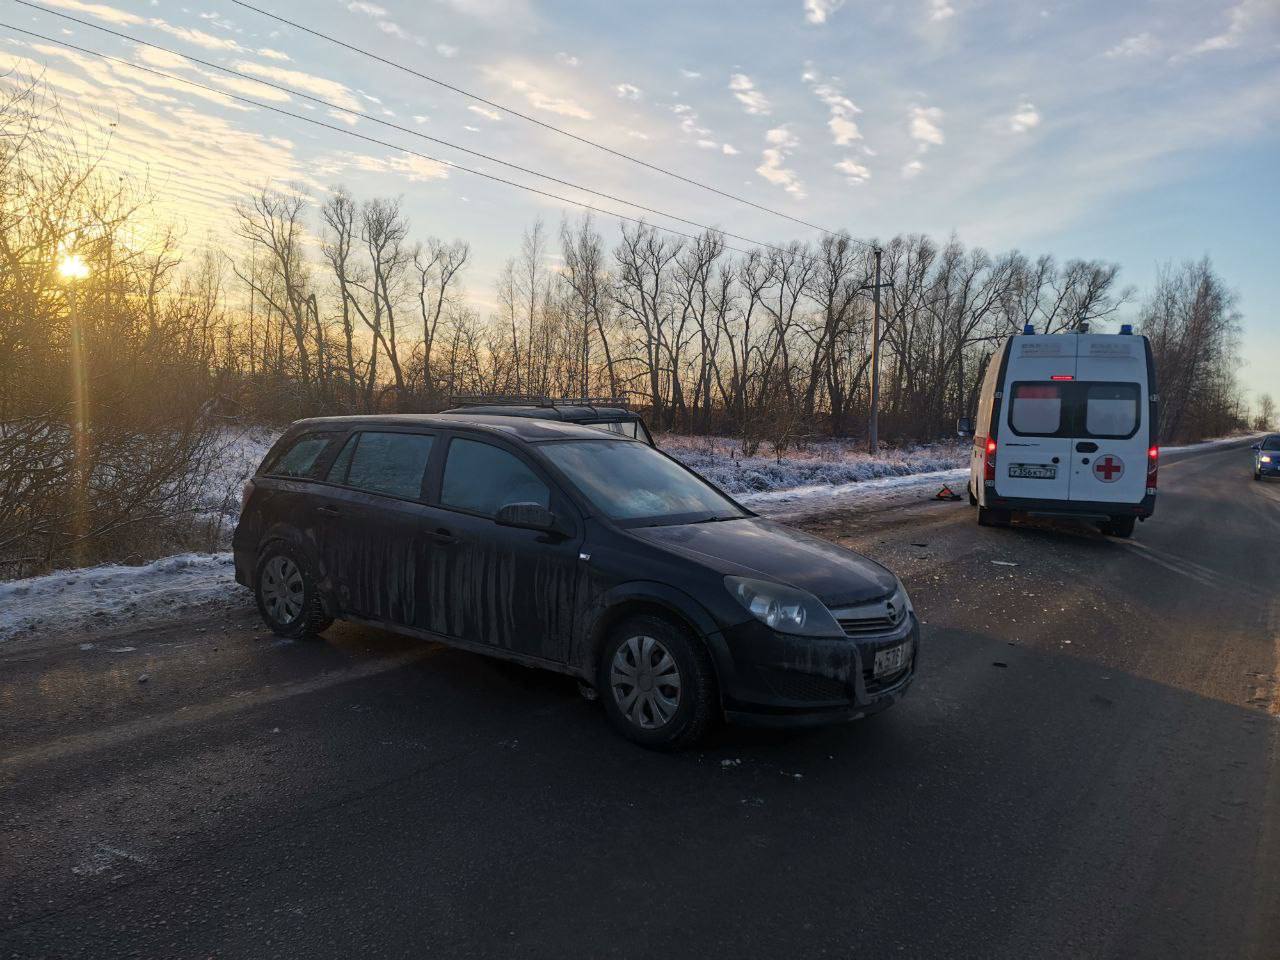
[688,514,741,524]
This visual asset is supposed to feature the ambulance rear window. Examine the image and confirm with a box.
[1085,383,1140,438]
[1010,383,1063,435]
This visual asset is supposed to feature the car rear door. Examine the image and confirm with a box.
[1069,335,1149,506]
[315,428,440,623]
[431,433,581,663]
[998,337,1076,502]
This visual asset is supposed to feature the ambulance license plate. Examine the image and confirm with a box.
[873,641,910,678]
[1008,463,1056,479]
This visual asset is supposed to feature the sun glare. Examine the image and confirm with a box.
[57,253,90,280]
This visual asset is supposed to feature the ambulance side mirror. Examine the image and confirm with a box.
[956,417,975,438]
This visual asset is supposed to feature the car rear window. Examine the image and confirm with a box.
[263,432,339,479]
[1084,383,1140,438]
[330,432,434,500]
[1010,383,1063,435]
[1008,382,1142,439]
[441,438,550,516]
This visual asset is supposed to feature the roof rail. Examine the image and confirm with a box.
[447,394,630,410]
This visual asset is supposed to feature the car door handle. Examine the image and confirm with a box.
[316,505,341,516]
[430,528,458,545]
[1075,442,1098,453]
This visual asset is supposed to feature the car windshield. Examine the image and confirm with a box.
[1263,436,1280,450]
[538,439,746,525]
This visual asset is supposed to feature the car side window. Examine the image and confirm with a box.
[337,432,434,500]
[441,438,550,516]
[265,433,338,479]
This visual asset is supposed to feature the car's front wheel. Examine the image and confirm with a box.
[598,615,717,750]
[255,543,331,639]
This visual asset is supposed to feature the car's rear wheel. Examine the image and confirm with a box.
[977,506,1010,527]
[255,543,331,639]
[1101,516,1136,538]
[598,615,717,750]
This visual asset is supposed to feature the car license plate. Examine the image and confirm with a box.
[873,641,910,678]
[1008,463,1056,479]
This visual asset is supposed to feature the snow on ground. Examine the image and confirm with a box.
[659,434,967,496]
[0,553,239,642]
[193,425,278,544]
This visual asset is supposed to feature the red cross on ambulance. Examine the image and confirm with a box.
[1093,455,1124,482]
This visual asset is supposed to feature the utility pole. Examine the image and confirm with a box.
[860,247,892,454]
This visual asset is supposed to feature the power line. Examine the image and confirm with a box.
[15,0,818,256]
[0,21,754,254]
[224,0,847,241]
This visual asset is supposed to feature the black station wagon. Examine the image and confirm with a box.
[233,414,918,747]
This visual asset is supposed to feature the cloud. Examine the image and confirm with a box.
[929,0,955,21]
[1190,0,1276,55]
[756,126,805,198]
[345,152,450,182]
[1106,33,1157,58]
[722,143,739,155]
[626,129,650,140]
[696,138,717,149]
[835,158,870,183]
[555,52,579,67]
[437,43,458,57]
[346,1,423,45]
[1009,101,1041,133]
[506,77,592,119]
[902,159,924,178]
[38,0,145,26]
[467,104,502,120]
[672,103,711,137]
[909,106,944,149]
[257,48,291,62]
[803,66,863,146]
[152,23,245,52]
[680,69,702,79]
[347,1,387,14]
[804,0,845,24]
[233,61,362,111]
[615,83,642,100]
[729,73,771,115]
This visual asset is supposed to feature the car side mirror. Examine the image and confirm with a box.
[1251,443,1261,451]
[495,501,560,533]
[956,417,975,438]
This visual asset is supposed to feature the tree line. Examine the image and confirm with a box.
[0,77,1262,573]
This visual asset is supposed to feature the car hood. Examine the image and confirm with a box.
[628,516,897,607]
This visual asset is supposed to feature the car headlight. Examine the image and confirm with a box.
[1262,455,1273,463]
[724,576,843,637]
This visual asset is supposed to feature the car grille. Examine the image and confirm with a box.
[761,668,849,703]
[833,602,908,637]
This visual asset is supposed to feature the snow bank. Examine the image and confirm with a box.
[658,434,967,497]
[0,553,240,642]
[192,426,278,542]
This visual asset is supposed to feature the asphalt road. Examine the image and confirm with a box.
[2,439,1277,959]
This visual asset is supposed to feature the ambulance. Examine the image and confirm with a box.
[958,324,1158,538]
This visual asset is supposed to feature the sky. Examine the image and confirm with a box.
[3,0,1278,402]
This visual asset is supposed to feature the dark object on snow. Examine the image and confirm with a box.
[233,414,919,749]
[933,484,962,501]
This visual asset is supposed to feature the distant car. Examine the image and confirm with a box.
[233,414,918,748]
[442,396,656,446]
[1253,435,1280,481]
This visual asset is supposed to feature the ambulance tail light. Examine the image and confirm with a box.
[984,438,997,485]
[1146,446,1158,494]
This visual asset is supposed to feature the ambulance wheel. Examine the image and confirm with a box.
[1102,516,1135,538]
[977,506,1010,527]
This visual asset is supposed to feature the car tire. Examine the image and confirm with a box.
[1255,470,1262,481]
[598,614,717,750]
[977,506,1010,527]
[255,542,331,639]
[1102,516,1136,538]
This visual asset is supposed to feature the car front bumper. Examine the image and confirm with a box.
[1258,460,1279,476]
[712,614,919,728]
